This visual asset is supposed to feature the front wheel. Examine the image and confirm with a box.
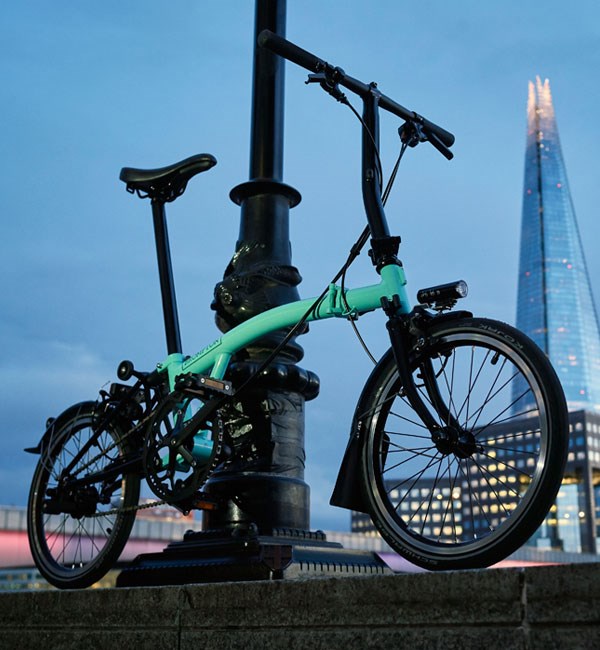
[27,401,140,588]
[359,316,568,570]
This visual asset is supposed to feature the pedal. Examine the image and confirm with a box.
[173,493,221,516]
[192,494,220,511]
[174,373,232,399]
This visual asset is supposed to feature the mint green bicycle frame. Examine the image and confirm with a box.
[156,263,410,391]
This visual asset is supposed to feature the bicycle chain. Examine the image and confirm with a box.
[80,398,228,518]
[63,406,167,518]
[89,496,170,518]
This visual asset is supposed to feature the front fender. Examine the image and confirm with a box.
[329,348,396,514]
[329,309,473,513]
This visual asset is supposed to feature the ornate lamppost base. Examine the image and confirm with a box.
[116,527,391,587]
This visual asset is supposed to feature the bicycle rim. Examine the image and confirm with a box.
[27,403,139,588]
[360,318,568,569]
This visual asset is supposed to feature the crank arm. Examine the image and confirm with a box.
[166,396,225,449]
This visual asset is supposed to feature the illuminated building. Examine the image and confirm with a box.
[514,77,600,411]
[513,77,600,552]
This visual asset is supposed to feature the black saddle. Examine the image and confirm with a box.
[120,153,217,202]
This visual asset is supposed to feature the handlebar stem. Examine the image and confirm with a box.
[361,84,391,245]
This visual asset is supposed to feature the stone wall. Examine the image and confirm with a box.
[1,563,599,649]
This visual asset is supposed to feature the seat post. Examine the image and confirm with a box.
[151,198,182,355]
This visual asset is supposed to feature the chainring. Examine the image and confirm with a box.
[142,393,225,504]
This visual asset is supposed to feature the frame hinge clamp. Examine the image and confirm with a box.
[369,236,402,272]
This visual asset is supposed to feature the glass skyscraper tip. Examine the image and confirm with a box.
[515,77,600,413]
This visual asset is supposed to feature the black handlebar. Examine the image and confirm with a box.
[258,29,323,73]
[258,30,455,150]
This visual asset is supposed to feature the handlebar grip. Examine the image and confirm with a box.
[418,116,455,148]
[258,29,324,73]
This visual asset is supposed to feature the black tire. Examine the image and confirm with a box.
[358,316,568,570]
[27,401,140,588]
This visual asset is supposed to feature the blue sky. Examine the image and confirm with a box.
[2,2,600,531]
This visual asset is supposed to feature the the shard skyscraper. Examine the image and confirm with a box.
[516,77,600,413]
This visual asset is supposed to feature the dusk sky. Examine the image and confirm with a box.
[2,1,600,531]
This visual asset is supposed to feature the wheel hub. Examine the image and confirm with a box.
[43,485,100,519]
[432,426,480,459]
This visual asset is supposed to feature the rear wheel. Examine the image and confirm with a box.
[27,401,140,588]
[359,317,568,569]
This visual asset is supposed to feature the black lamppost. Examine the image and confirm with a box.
[206,0,319,534]
[117,0,388,585]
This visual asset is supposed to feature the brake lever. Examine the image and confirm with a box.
[398,121,454,160]
[306,69,348,104]
[399,121,427,147]
[425,130,454,160]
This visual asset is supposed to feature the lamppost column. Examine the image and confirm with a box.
[207,0,319,534]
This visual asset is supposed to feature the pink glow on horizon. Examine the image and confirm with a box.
[0,530,170,568]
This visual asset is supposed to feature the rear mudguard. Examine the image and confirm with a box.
[330,309,472,513]
[24,399,136,458]
[24,401,97,456]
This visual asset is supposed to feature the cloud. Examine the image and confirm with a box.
[0,333,115,506]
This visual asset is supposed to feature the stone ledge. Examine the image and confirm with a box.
[1,563,599,649]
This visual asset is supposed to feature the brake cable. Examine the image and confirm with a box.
[234,85,411,394]
[339,96,411,364]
